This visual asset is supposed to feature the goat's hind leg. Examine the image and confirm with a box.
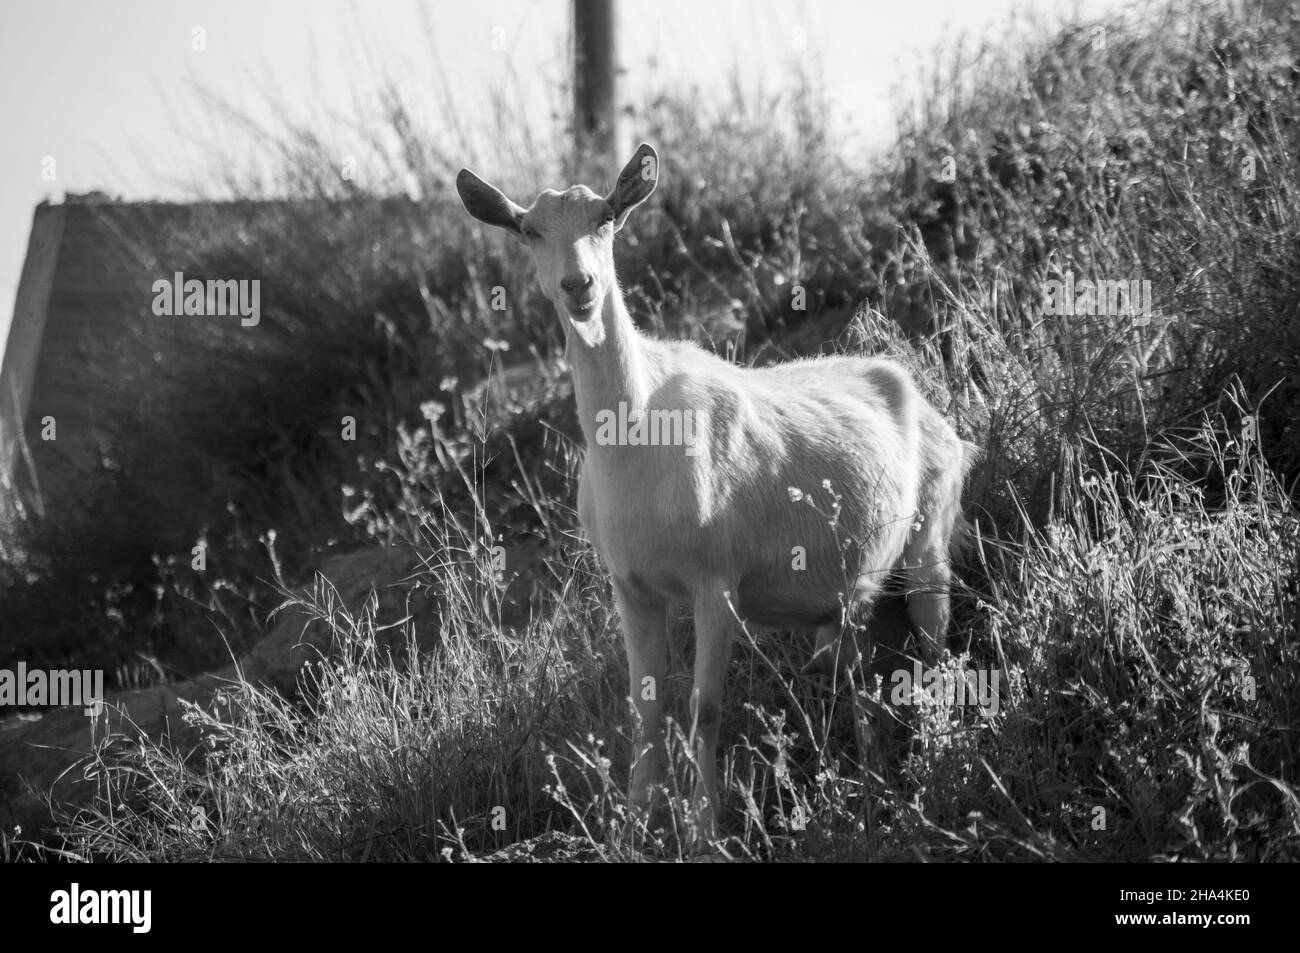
[901,556,951,665]
[799,610,860,687]
[900,466,964,664]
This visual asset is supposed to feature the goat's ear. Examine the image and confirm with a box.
[607,142,658,229]
[456,168,526,236]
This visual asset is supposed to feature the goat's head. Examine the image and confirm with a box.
[456,144,658,336]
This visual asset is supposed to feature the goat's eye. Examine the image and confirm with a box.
[521,225,540,240]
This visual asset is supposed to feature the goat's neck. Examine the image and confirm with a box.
[565,282,650,446]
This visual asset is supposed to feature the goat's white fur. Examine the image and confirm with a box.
[457,144,974,839]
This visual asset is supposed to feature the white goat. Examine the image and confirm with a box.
[457,144,974,838]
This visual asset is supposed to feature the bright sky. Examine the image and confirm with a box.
[0,0,1119,355]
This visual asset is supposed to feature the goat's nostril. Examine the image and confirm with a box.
[561,274,593,294]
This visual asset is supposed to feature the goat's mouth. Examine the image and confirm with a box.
[566,296,599,319]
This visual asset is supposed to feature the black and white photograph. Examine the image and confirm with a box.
[0,0,1295,907]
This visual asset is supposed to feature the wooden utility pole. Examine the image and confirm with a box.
[573,0,618,173]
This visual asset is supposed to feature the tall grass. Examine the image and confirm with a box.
[52,379,1298,861]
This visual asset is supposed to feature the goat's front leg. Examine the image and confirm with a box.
[689,587,737,841]
[613,583,668,816]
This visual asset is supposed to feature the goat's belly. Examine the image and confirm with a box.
[734,574,843,630]
[611,567,842,626]
[734,601,841,630]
